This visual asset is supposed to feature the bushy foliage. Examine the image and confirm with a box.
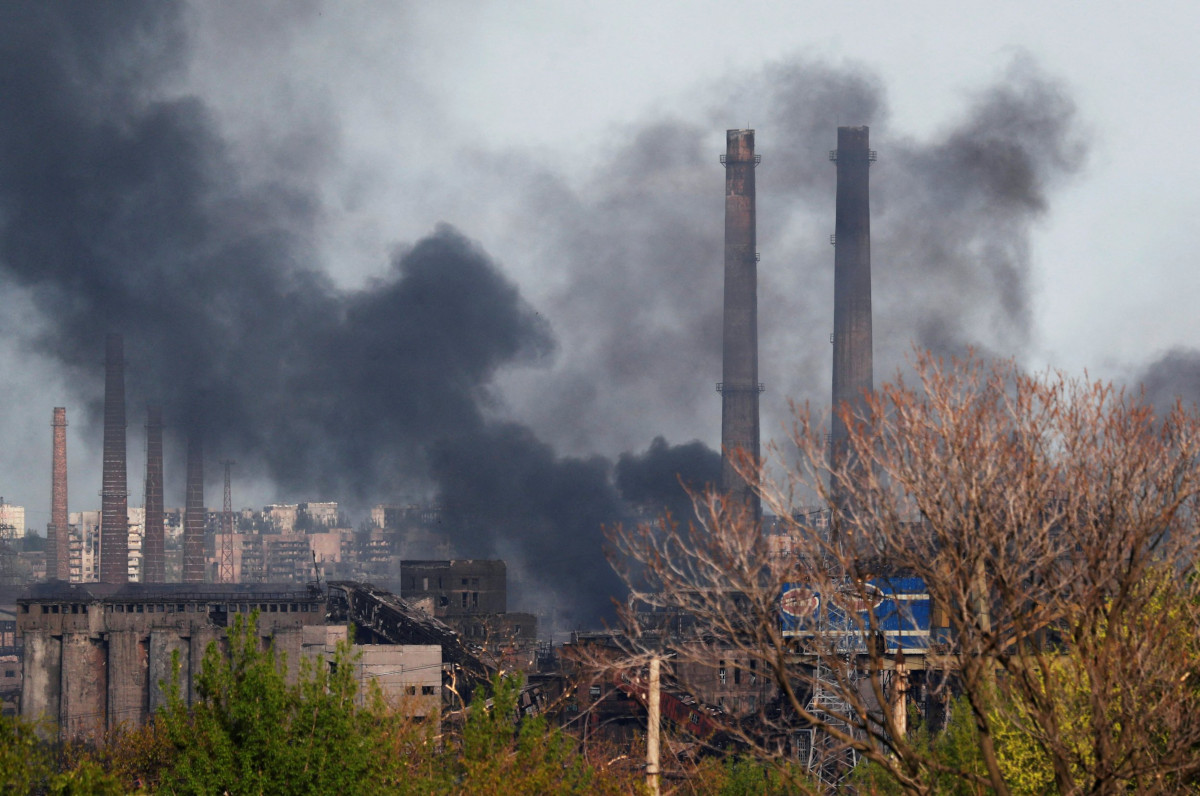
[0,712,123,795]
[7,611,639,794]
[146,613,420,794]
[610,353,1200,794]
[419,673,630,796]
[680,755,813,795]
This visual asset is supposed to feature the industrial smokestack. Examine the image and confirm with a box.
[829,126,874,519]
[99,333,128,583]
[47,407,69,581]
[183,433,205,583]
[142,406,165,583]
[718,129,762,520]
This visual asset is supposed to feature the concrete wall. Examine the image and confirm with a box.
[147,630,188,714]
[399,560,507,617]
[61,633,105,739]
[354,644,440,717]
[108,630,147,730]
[20,632,60,730]
[18,587,325,740]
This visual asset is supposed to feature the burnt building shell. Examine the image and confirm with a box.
[18,581,325,739]
[398,559,507,615]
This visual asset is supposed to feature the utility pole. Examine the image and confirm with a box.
[647,656,661,796]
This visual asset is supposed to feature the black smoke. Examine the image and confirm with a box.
[0,3,723,626]
[616,436,721,526]
[493,56,1086,456]
[0,5,1088,627]
[429,424,627,627]
[0,4,555,493]
[1131,348,1200,417]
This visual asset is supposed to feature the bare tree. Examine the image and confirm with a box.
[607,352,1200,794]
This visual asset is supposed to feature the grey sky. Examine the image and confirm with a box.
[3,0,1198,535]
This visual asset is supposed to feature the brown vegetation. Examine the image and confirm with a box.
[608,352,1200,794]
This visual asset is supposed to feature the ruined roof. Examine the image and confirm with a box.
[18,580,323,604]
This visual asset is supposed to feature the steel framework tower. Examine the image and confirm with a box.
[220,460,235,583]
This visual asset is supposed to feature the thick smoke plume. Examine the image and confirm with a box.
[0,4,555,494]
[0,5,1086,625]
[494,57,1086,456]
[0,3,711,624]
[1131,348,1200,417]
[616,437,721,526]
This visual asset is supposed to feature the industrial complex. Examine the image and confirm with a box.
[1,127,924,786]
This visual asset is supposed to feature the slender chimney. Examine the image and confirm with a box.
[830,126,874,518]
[47,407,70,581]
[99,334,129,583]
[183,433,205,583]
[142,407,165,583]
[719,129,762,520]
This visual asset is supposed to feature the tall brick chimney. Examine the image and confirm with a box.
[183,433,205,583]
[719,129,763,521]
[99,334,129,583]
[47,407,70,580]
[829,126,874,521]
[142,406,165,583]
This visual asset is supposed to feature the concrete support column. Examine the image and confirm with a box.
[107,630,148,730]
[20,632,62,733]
[60,633,105,741]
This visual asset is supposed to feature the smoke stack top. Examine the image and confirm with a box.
[99,333,128,583]
[719,129,762,520]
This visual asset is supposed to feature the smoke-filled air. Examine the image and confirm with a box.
[0,3,1094,624]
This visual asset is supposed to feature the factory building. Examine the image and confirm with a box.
[17,581,446,740]
[18,581,328,739]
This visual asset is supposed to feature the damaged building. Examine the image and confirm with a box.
[17,581,444,740]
